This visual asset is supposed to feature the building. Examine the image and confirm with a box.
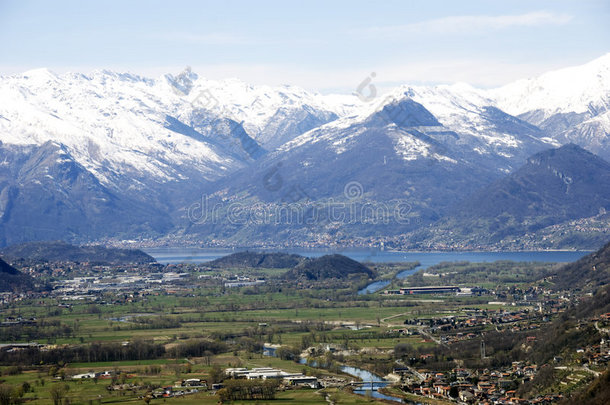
[400,286,461,294]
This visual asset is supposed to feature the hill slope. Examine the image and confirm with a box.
[207,251,304,268]
[184,90,555,245]
[283,254,374,281]
[0,142,173,246]
[1,55,610,248]
[551,240,610,291]
[0,257,34,292]
[492,53,610,160]
[408,144,610,249]
[0,241,155,264]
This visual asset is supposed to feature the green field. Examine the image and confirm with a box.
[0,259,561,404]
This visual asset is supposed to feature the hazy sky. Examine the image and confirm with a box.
[1,0,608,93]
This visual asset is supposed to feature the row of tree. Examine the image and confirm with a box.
[0,338,226,366]
[217,379,279,401]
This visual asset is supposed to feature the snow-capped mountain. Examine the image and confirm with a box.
[184,83,556,245]
[0,67,365,245]
[1,54,609,246]
[165,68,361,148]
[492,53,610,118]
[490,53,610,159]
[271,81,556,181]
[0,69,241,189]
[0,68,358,192]
[0,141,172,246]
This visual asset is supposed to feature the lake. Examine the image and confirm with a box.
[144,247,589,265]
[144,248,590,296]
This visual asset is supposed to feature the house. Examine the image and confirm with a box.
[72,372,96,379]
[498,379,514,389]
[181,378,206,388]
[459,390,474,402]
[97,371,113,379]
[284,376,320,388]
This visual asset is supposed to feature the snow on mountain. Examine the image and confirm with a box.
[488,53,610,159]
[189,89,558,246]
[2,54,608,193]
[0,68,240,188]
[557,110,610,152]
[491,53,610,119]
[162,67,363,150]
[280,81,554,172]
[1,55,609,246]
[0,68,361,190]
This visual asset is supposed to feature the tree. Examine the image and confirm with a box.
[394,343,414,359]
[0,385,13,405]
[49,383,69,405]
[209,364,224,384]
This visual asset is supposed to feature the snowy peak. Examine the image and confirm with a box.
[486,53,610,160]
[0,69,240,188]
[0,67,364,190]
[491,53,610,117]
[2,55,610,246]
[3,54,608,191]
[282,78,552,169]
[165,66,198,95]
[167,71,362,146]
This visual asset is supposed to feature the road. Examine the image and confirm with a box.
[418,325,445,346]
[594,321,610,334]
[554,365,601,377]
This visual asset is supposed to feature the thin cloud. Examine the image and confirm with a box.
[149,32,254,45]
[0,56,595,95]
[368,11,573,37]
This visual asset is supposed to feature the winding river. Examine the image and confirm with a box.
[355,250,589,294]
[340,365,403,403]
[298,358,403,403]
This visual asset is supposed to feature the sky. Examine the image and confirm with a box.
[0,0,609,93]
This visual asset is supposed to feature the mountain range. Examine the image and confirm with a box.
[406,144,610,250]
[1,54,610,249]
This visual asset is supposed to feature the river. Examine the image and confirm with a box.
[356,250,588,294]
[340,365,404,402]
[297,357,403,402]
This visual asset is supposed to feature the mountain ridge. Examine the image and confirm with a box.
[2,54,610,247]
[0,241,156,264]
[406,144,610,250]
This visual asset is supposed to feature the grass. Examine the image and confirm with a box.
[68,359,184,368]
[0,363,393,405]
[0,260,560,404]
